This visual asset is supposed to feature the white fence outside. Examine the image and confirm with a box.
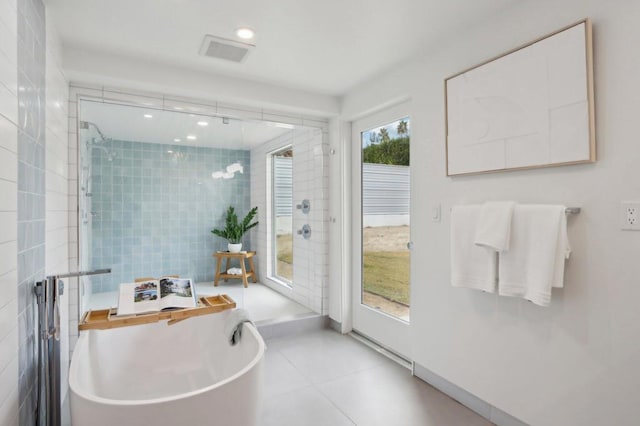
[362,163,409,227]
[275,159,409,228]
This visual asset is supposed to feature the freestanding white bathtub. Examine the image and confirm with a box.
[69,310,265,426]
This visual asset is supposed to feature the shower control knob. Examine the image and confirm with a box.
[296,199,311,214]
[297,224,312,239]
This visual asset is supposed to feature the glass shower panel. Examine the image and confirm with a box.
[77,98,328,320]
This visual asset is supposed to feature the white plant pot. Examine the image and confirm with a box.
[228,243,242,253]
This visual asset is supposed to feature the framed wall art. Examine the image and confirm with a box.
[445,19,595,176]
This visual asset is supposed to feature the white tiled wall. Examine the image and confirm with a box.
[0,0,19,423]
[44,14,70,402]
[0,1,70,422]
[250,127,330,314]
[67,90,80,360]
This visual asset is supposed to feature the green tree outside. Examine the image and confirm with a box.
[362,136,409,166]
[379,127,391,143]
[397,120,408,137]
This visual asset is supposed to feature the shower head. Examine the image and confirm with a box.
[80,121,109,143]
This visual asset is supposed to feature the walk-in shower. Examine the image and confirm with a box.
[77,120,117,310]
[75,99,329,324]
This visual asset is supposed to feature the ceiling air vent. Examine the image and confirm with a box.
[199,35,254,63]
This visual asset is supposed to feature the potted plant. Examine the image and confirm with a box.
[211,206,259,253]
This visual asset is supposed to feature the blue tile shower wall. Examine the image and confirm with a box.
[89,140,251,292]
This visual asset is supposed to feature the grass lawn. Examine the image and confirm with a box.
[277,234,293,263]
[277,234,409,306]
[276,234,293,281]
[363,251,410,305]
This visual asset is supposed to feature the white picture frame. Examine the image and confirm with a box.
[445,19,595,176]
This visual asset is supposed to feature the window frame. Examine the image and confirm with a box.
[268,145,294,287]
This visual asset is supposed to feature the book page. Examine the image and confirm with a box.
[117,281,161,315]
[159,278,197,310]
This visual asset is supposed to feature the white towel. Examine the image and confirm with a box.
[498,205,570,306]
[451,205,497,292]
[552,211,571,288]
[227,267,243,275]
[474,201,516,252]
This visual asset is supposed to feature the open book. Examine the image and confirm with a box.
[117,277,198,316]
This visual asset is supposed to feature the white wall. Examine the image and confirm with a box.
[44,14,70,403]
[341,0,640,424]
[62,47,340,118]
[0,0,19,423]
[251,127,329,314]
[328,119,350,329]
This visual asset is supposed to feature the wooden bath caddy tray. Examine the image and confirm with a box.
[78,294,236,331]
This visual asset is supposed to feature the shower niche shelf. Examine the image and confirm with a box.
[79,294,236,331]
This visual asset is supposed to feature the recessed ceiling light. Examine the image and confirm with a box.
[197,121,209,127]
[187,135,197,140]
[144,114,153,118]
[236,27,254,40]
[167,150,173,154]
[174,138,181,142]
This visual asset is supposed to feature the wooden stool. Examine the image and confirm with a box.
[213,251,257,288]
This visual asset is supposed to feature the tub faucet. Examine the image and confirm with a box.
[35,268,111,426]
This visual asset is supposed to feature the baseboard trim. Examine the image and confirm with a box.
[329,318,342,333]
[413,363,528,426]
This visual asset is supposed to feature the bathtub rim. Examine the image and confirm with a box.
[69,321,265,406]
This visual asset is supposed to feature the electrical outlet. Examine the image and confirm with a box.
[621,202,640,230]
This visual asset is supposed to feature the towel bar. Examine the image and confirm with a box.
[450,205,581,214]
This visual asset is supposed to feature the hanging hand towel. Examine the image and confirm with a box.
[451,205,497,292]
[552,211,571,288]
[498,205,569,306]
[474,201,516,252]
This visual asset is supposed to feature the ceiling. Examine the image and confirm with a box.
[80,100,292,149]
[48,0,520,96]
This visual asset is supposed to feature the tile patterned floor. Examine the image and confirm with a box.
[260,329,493,426]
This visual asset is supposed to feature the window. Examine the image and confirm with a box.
[272,147,293,283]
[361,117,410,320]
